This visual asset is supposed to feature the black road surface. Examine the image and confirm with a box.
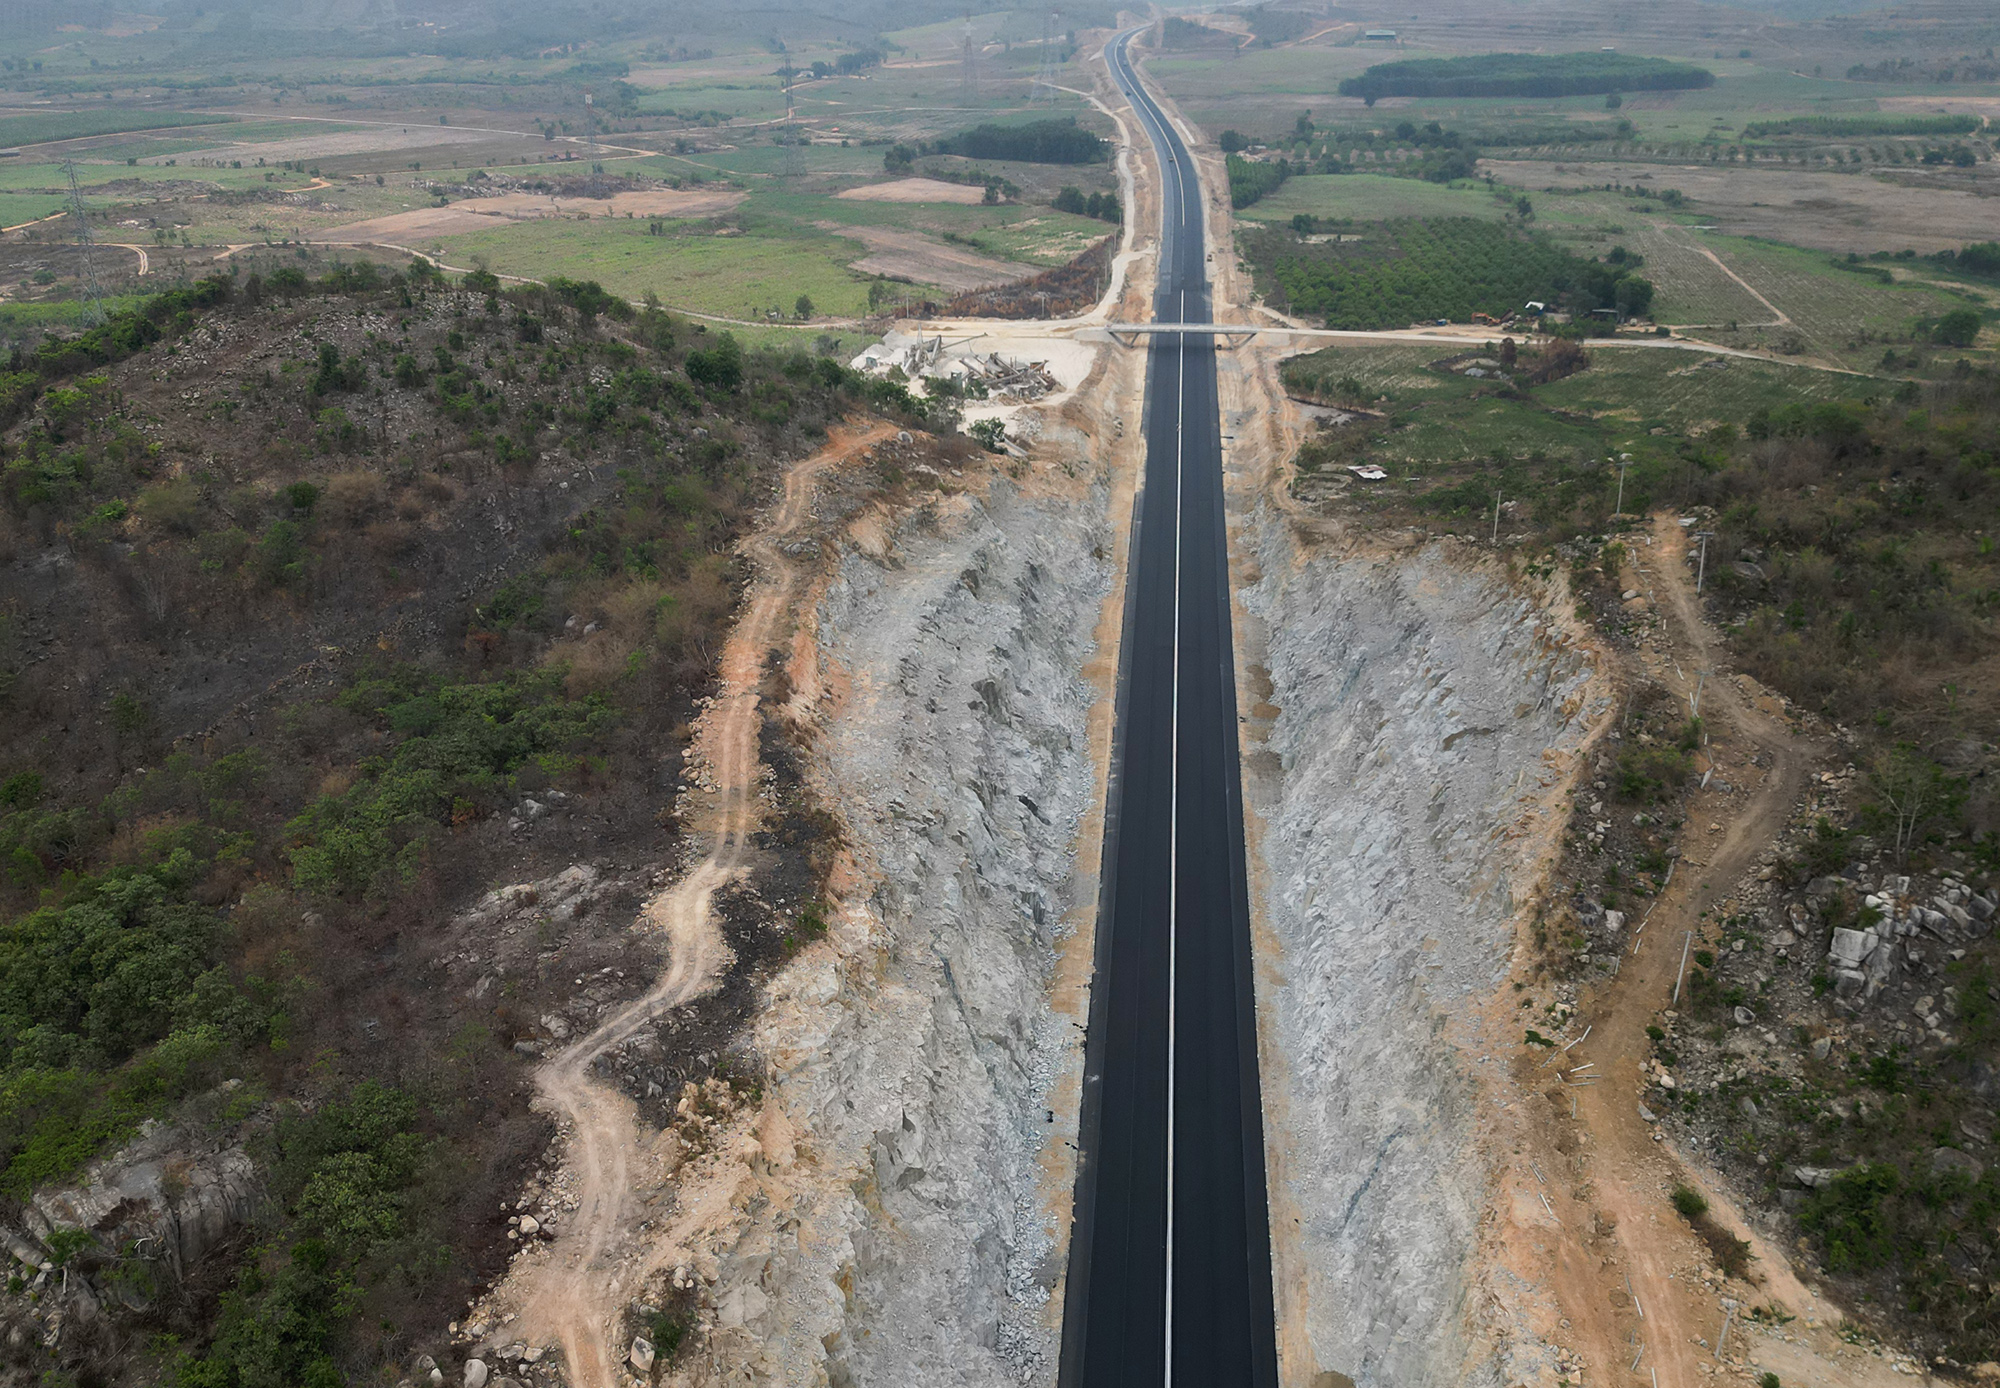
[1060,31,1279,1388]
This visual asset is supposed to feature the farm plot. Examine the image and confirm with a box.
[1535,349,1876,428]
[1483,158,2000,254]
[751,189,1109,268]
[0,109,234,149]
[1707,235,1964,354]
[1233,173,1508,225]
[426,216,899,318]
[1623,223,1773,327]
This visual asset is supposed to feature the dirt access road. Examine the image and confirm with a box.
[1524,517,1935,1388]
[497,421,897,1388]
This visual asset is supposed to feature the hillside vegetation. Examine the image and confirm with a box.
[0,257,942,1386]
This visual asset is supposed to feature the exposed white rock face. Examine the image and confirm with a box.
[705,477,1113,1387]
[29,1117,258,1287]
[1238,535,1600,1388]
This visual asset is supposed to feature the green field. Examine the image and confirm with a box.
[1234,173,1509,224]
[743,187,1110,267]
[0,191,67,227]
[1280,339,1882,529]
[0,109,235,148]
[430,216,895,317]
[1706,233,1970,352]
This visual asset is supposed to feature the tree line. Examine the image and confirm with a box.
[1339,52,1714,102]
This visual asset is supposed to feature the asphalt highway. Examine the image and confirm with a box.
[1059,31,1279,1388]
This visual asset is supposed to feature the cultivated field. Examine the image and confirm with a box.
[1485,159,2000,254]
[1233,172,1509,224]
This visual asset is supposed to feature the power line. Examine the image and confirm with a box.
[61,160,106,326]
[1033,12,1061,103]
[780,60,806,177]
[960,15,978,105]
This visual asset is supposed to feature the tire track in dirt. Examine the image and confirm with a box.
[500,421,896,1388]
[1542,515,1928,1388]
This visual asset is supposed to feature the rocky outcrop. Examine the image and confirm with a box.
[694,474,1114,1385]
[27,1112,258,1290]
[1237,533,1602,1388]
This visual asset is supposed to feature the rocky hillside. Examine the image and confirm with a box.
[0,256,940,1387]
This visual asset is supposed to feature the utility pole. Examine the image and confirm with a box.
[1613,452,1631,515]
[1694,529,1714,594]
[62,161,106,326]
[1492,490,1503,543]
[583,91,602,173]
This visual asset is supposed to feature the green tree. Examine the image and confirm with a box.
[1933,308,1982,346]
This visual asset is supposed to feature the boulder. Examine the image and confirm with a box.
[464,1362,489,1388]
[1811,1036,1833,1061]
[29,1132,257,1287]
[629,1337,656,1373]
[1604,909,1627,934]
[1829,928,1869,967]
[517,1215,540,1237]
[1834,968,1867,999]
[1932,1147,1985,1183]
[1807,876,1845,899]
[1790,1165,1839,1189]
[1972,894,1997,922]
[1732,1006,1757,1027]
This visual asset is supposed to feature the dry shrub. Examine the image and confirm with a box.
[135,478,203,535]
[102,811,197,867]
[1697,1219,1755,1280]
[321,471,386,528]
[364,519,417,558]
[563,630,639,695]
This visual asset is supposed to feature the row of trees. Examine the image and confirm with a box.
[1340,51,1715,102]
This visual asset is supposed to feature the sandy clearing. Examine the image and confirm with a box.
[320,189,745,244]
[821,222,1034,291]
[1486,158,2000,253]
[835,177,989,205]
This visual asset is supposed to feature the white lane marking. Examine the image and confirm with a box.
[1114,37,1203,1384]
[1164,280,1186,1388]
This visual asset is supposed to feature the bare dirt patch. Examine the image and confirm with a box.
[1485,159,2000,254]
[821,221,1034,291]
[155,123,512,165]
[834,177,990,205]
[320,189,745,244]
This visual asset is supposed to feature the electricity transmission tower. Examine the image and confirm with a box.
[1033,12,1061,103]
[959,16,979,104]
[779,61,807,177]
[583,91,602,173]
[61,161,106,326]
